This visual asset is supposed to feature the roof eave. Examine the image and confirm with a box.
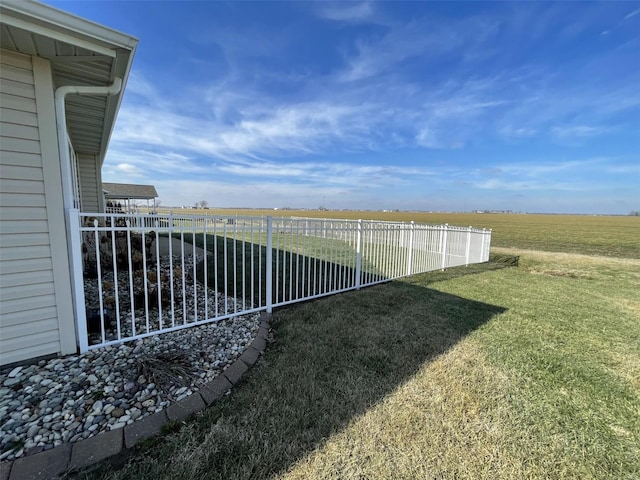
[97,47,135,163]
[1,0,138,161]
[0,0,138,52]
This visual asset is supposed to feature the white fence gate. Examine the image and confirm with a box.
[68,211,491,353]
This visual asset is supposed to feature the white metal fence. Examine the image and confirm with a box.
[68,210,491,352]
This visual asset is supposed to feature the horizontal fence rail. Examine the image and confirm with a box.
[69,210,491,352]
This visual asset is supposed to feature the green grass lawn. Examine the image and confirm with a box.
[70,241,640,479]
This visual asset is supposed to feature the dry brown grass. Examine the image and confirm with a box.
[69,242,639,480]
[493,247,640,282]
[281,340,525,480]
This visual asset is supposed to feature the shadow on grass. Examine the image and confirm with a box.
[72,260,507,480]
[414,253,520,286]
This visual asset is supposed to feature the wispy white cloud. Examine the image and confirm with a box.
[150,178,379,210]
[473,178,589,192]
[493,158,607,177]
[624,8,640,20]
[337,19,464,82]
[124,71,160,100]
[451,157,629,197]
[494,82,640,144]
[216,159,433,187]
[606,163,640,174]
[97,1,639,214]
[103,149,208,179]
[112,97,379,162]
[551,124,612,139]
[499,126,538,138]
[112,2,640,162]
[335,10,510,84]
[110,163,144,177]
[318,2,376,23]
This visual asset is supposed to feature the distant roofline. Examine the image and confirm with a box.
[103,182,158,200]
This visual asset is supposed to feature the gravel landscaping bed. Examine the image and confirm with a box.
[0,253,260,462]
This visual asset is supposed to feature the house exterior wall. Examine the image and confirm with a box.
[77,152,101,212]
[0,49,77,365]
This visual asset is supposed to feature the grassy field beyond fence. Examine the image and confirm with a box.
[155,208,640,259]
[73,212,640,480]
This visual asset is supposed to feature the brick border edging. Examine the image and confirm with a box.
[0,313,272,480]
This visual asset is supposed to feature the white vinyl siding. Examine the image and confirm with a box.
[0,49,60,364]
[77,152,100,212]
[0,50,76,365]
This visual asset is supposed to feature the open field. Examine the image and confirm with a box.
[70,212,640,479]
[154,208,640,259]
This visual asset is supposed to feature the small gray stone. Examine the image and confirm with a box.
[124,381,138,393]
[51,422,64,431]
[26,424,40,438]
[3,378,20,388]
[83,416,95,429]
[110,407,125,418]
[68,421,81,431]
[129,409,142,420]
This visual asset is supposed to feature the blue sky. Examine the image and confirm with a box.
[49,1,639,214]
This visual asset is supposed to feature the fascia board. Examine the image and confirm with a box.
[1,0,138,53]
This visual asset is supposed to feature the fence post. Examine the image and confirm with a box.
[483,228,492,262]
[441,224,449,271]
[406,221,415,276]
[266,216,273,313]
[67,208,89,354]
[355,219,363,289]
[465,226,472,266]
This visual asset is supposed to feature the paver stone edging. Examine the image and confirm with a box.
[0,312,271,480]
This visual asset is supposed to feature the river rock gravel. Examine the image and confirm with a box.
[0,253,261,462]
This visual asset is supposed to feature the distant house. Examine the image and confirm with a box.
[103,182,158,213]
[0,0,137,365]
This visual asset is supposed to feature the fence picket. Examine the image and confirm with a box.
[266,216,273,313]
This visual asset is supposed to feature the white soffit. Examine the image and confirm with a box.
[0,0,138,158]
